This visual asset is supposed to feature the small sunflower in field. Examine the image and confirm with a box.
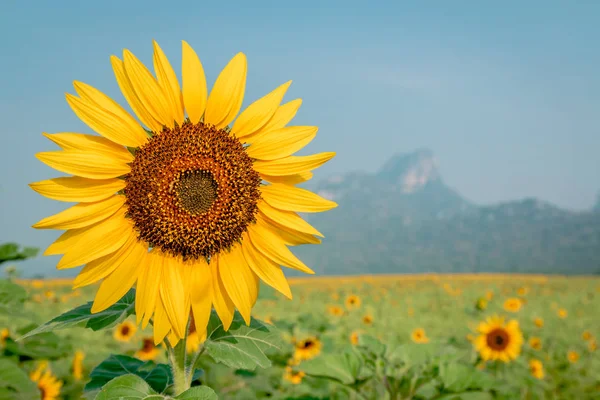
[534,317,544,328]
[503,298,522,313]
[582,331,593,341]
[293,336,322,361]
[588,340,597,352]
[528,336,542,350]
[30,362,63,400]
[345,295,361,309]
[476,297,488,311]
[1,328,9,345]
[557,308,568,319]
[485,290,494,301]
[30,40,336,343]
[411,328,430,344]
[72,350,85,381]
[362,314,374,325]
[350,331,360,345]
[135,337,161,361]
[32,280,44,289]
[529,359,544,379]
[113,320,137,342]
[186,319,203,354]
[327,305,344,317]
[567,350,579,363]
[474,315,523,362]
[284,367,305,384]
[517,287,529,296]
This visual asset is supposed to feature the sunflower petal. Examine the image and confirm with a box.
[218,245,258,325]
[33,195,125,230]
[259,216,321,245]
[204,53,247,128]
[254,152,335,176]
[210,256,235,331]
[44,226,89,256]
[181,41,208,124]
[190,258,212,340]
[123,49,173,127]
[29,177,125,203]
[65,94,146,148]
[246,221,314,274]
[160,257,188,338]
[111,56,163,132]
[260,184,337,213]
[231,81,292,138]
[56,209,131,269]
[153,41,184,126]
[36,150,130,180]
[257,200,323,237]
[242,234,292,299]
[42,132,133,162]
[137,251,164,328]
[260,172,313,185]
[246,126,317,161]
[91,240,147,313]
[249,99,303,141]
[153,296,172,345]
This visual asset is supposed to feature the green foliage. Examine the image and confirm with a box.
[0,279,28,316]
[0,243,38,265]
[0,359,40,400]
[94,374,217,400]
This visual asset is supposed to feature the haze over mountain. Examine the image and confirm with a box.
[294,149,600,276]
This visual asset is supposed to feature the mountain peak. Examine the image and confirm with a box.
[377,148,440,193]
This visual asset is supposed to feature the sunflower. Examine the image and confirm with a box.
[345,295,361,309]
[411,328,429,344]
[534,317,544,328]
[113,320,137,342]
[473,315,523,362]
[517,287,529,296]
[30,362,63,400]
[362,314,374,325]
[588,340,597,352]
[30,40,337,343]
[529,359,544,379]
[557,308,568,319]
[528,336,542,350]
[135,337,161,361]
[327,305,344,317]
[1,328,9,345]
[476,297,488,311]
[293,336,322,361]
[503,298,522,313]
[567,350,579,363]
[72,350,85,381]
[283,367,305,384]
[350,331,360,345]
[485,290,494,301]
[186,315,204,354]
[582,331,593,341]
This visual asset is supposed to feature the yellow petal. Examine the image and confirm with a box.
[204,53,247,128]
[111,56,163,132]
[73,229,140,288]
[137,251,164,328]
[210,256,235,331]
[241,233,292,299]
[257,200,323,237]
[42,132,133,162]
[29,177,125,203]
[259,216,321,245]
[253,152,335,176]
[246,221,314,274]
[260,184,337,213]
[123,49,173,127]
[153,41,184,126]
[246,126,317,161]
[44,226,89,256]
[190,258,212,339]
[231,81,292,138]
[248,99,303,141]
[218,245,258,325]
[260,172,313,185]
[181,41,208,124]
[153,296,172,345]
[91,240,147,313]
[36,150,130,180]
[33,195,125,230]
[56,209,131,269]
[160,257,188,338]
[65,94,146,148]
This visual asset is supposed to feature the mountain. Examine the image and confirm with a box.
[294,149,600,276]
[594,193,600,212]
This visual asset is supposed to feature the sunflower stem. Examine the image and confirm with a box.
[169,318,191,396]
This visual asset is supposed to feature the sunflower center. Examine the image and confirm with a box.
[39,385,47,399]
[121,325,130,336]
[125,121,262,260]
[487,328,510,350]
[141,338,154,352]
[301,340,314,349]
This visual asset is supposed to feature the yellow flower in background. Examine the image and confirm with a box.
[582,331,593,341]
[567,350,579,363]
[529,359,544,379]
[476,297,488,311]
[558,308,568,319]
[485,290,494,301]
[588,340,597,352]
[293,336,322,361]
[30,40,337,344]
[135,337,161,361]
[1,328,9,345]
[529,336,542,350]
[411,328,430,344]
[534,317,544,328]
[30,362,63,400]
[350,331,360,345]
[113,320,137,343]
[517,287,529,296]
[362,314,374,325]
[284,367,305,384]
[327,305,344,317]
[503,298,522,313]
[473,315,523,362]
[72,351,85,381]
[345,295,361,309]
[186,315,205,354]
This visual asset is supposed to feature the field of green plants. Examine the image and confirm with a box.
[1,259,599,400]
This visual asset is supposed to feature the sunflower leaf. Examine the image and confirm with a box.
[94,374,161,400]
[3,324,72,359]
[18,289,136,340]
[0,359,40,400]
[0,243,39,265]
[0,279,28,316]
[175,386,218,400]
[301,348,366,385]
[203,311,284,370]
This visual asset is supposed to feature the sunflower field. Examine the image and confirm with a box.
[1,243,598,400]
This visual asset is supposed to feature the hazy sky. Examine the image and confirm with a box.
[1,0,599,276]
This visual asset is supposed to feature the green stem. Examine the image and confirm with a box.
[167,318,191,396]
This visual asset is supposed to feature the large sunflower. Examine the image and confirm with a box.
[30,362,63,400]
[473,315,523,362]
[31,40,336,344]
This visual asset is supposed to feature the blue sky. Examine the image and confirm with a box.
[1,0,599,276]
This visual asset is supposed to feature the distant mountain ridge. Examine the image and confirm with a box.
[295,149,600,276]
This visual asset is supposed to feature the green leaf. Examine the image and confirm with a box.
[0,359,40,400]
[436,392,493,400]
[357,334,387,357]
[438,363,496,392]
[175,386,218,399]
[85,355,172,394]
[19,289,135,340]
[3,324,72,359]
[94,374,161,400]
[0,243,39,265]
[0,279,27,315]
[301,348,367,384]
[203,311,283,370]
